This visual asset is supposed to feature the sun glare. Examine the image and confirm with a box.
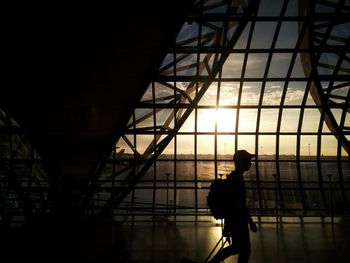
[198,109,236,132]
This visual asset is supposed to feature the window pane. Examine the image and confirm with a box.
[162,138,175,156]
[222,54,244,78]
[219,82,239,105]
[239,109,257,132]
[197,135,214,158]
[217,161,234,175]
[282,190,303,210]
[136,135,154,154]
[321,135,338,157]
[199,83,218,106]
[237,135,255,154]
[217,135,235,157]
[250,22,277,48]
[258,1,284,16]
[177,135,194,157]
[268,53,293,78]
[279,162,298,180]
[156,109,174,129]
[280,109,300,132]
[275,22,299,48]
[176,22,199,46]
[258,161,276,180]
[241,82,261,105]
[197,109,216,132]
[259,135,275,156]
[285,82,306,105]
[300,136,317,157]
[260,109,279,132]
[245,53,269,78]
[262,82,284,105]
[179,111,195,132]
[197,161,215,180]
[302,109,321,132]
[156,161,174,180]
[176,189,195,207]
[177,161,195,180]
[279,135,297,157]
[291,53,308,78]
[217,109,236,132]
[300,162,318,181]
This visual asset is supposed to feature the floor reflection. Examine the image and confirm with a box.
[110,218,350,263]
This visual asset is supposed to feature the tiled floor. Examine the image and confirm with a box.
[2,217,350,263]
[109,218,350,263]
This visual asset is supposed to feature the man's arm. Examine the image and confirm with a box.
[247,212,257,232]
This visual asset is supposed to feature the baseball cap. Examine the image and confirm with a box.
[233,150,255,162]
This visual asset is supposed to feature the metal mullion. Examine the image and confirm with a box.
[291,14,313,214]
[316,103,329,214]
[297,79,313,214]
[235,19,254,153]
[214,77,219,180]
[125,130,338,136]
[213,1,230,181]
[186,13,350,22]
[194,4,203,217]
[130,110,137,219]
[255,0,289,213]
[194,82,198,217]
[171,46,314,54]
[26,137,34,218]
[336,132,349,213]
[170,46,344,53]
[152,81,157,218]
[157,76,316,82]
[2,112,12,226]
[238,3,259,208]
[312,8,330,210]
[311,0,347,214]
[268,0,291,215]
[160,53,192,73]
[173,51,177,220]
[327,38,350,212]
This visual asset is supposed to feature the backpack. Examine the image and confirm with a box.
[206,178,230,219]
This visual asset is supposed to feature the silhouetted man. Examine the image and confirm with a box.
[209,149,257,263]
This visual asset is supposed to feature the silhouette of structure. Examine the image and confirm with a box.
[0,0,349,262]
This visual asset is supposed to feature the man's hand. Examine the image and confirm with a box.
[249,221,257,232]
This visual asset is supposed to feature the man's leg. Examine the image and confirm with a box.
[208,244,239,263]
[237,232,251,263]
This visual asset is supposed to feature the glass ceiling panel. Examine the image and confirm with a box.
[240,82,261,105]
[245,53,269,78]
[250,22,277,48]
[275,22,299,48]
[222,53,245,77]
[262,82,284,105]
[259,109,279,132]
[268,53,293,78]
[218,82,239,105]
[176,22,199,47]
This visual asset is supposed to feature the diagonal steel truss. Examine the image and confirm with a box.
[92,0,260,214]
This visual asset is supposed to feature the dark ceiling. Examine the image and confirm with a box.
[2,1,193,212]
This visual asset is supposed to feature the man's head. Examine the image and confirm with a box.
[233,150,255,172]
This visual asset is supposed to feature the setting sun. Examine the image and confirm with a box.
[198,109,236,132]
